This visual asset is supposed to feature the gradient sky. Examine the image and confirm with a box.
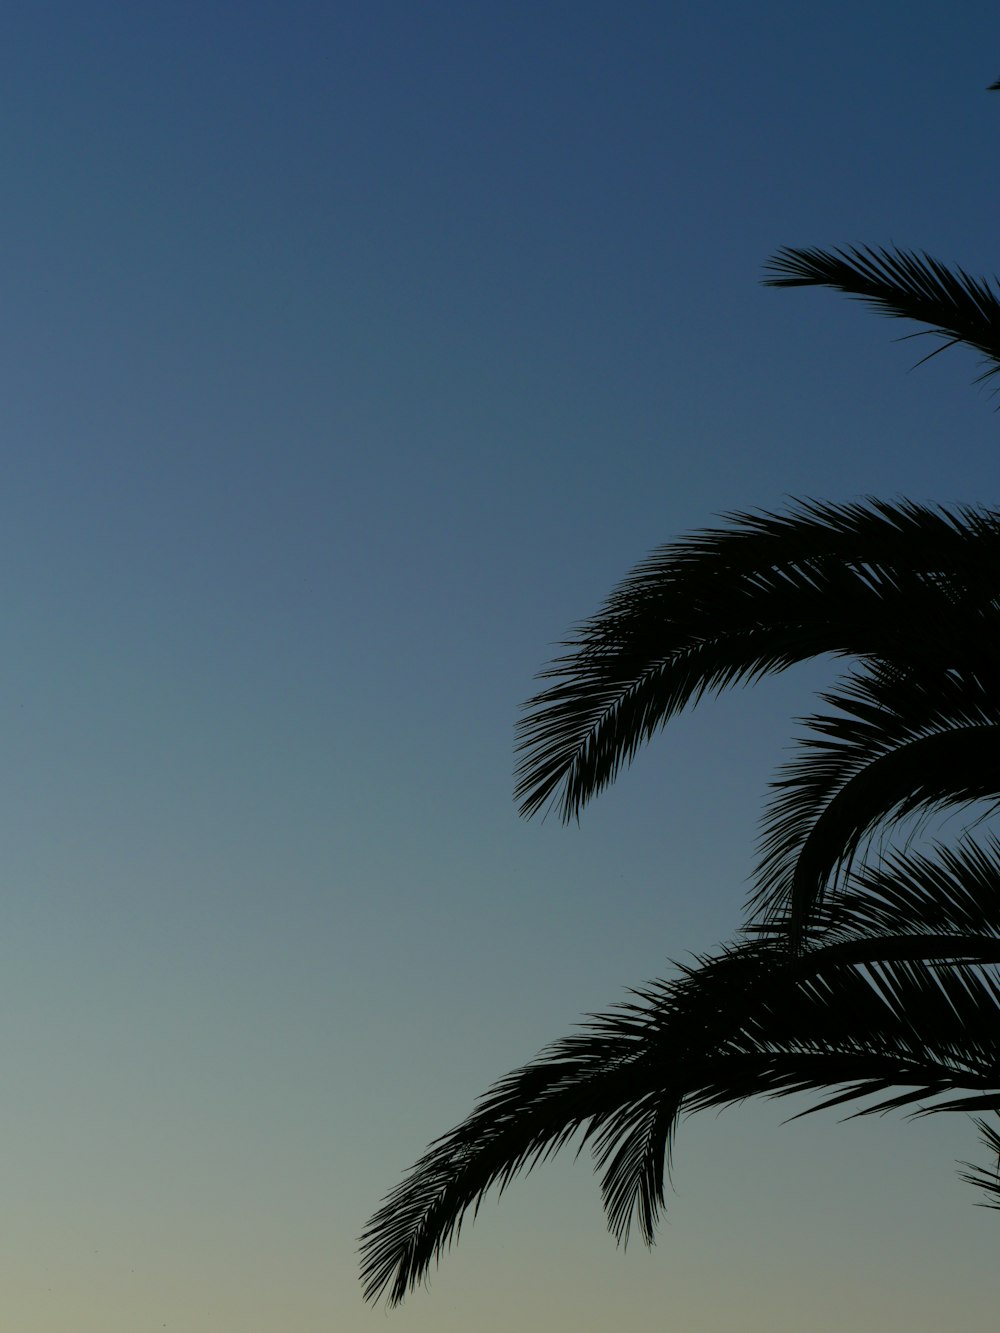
[4,3,1000,1329]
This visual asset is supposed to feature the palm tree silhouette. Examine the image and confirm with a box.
[361,242,1000,1305]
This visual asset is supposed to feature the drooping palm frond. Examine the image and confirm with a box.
[816,837,1000,943]
[515,499,1000,825]
[754,662,1000,933]
[763,245,1000,382]
[361,841,1000,1306]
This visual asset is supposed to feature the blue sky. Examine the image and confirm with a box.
[3,3,1000,1328]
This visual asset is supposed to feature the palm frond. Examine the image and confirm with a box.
[516,499,1000,823]
[361,840,1000,1305]
[800,838,1000,945]
[958,1117,1000,1206]
[753,660,1000,931]
[763,245,1000,381]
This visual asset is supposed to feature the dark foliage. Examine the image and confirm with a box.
[361,842,1000,1305]
[763,245,1000,384]
[363,143,1000,1307]
[515,500,1000,935]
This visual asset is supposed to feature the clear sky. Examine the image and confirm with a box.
[3,3,1000,1329]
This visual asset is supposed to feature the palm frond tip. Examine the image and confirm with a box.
[763,244,1000,381]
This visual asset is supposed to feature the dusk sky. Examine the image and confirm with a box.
[4,4,1000,1329]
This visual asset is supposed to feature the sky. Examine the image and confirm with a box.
[3,2,1000,1329]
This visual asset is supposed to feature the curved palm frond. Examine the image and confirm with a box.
[361,841,1000,1306]
[516,499,1000,825]
[815,838,1000,941]
[754,662,1000,933]
[762,245,1000,382]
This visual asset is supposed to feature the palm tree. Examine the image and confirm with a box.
[361,839,1000,1305]
[361,239,1000,1304]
